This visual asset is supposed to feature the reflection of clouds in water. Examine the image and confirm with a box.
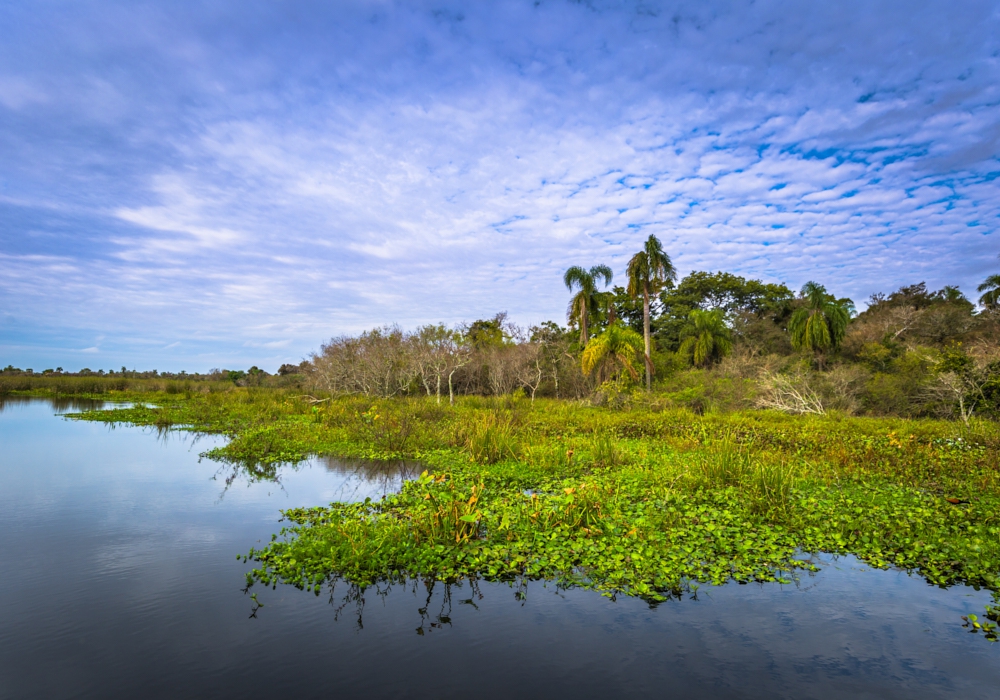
[318,456,424,503]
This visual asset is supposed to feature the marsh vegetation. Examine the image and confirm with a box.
[4,242,1000,639]
[40,387,998,641]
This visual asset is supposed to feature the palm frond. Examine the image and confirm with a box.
[563,266,591,292]
[590,264,613,288]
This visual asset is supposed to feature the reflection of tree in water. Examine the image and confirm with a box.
[212,457,295,497]
[212,454,424,500]
[0,396,112,414]
[316,577,498,634]
[319,456,424,501]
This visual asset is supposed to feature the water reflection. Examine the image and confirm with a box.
[209,454,424,501]
[317,578,489,634]
[318,456,424,499]
[0,395,113,414]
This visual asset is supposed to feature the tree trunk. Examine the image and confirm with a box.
[436,373,442,405]
[643,285,652,390]
[448,369,456,405]
[580,297,588,346]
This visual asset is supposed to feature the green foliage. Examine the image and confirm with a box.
[697,433,753,486]
[626,234,676,389]
[625,234,675,302]
[977,271,1000,310]
[462,410,519,464]
[352,402,415,454]
[465,316,508,350]
[581,323,644,382]
[788,281,852,356]
[589,430,624,467]
[678,309,733,367]
[656,271,793,351]
[0,374,233,396]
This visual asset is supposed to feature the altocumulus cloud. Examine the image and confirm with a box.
[0,0,997,371]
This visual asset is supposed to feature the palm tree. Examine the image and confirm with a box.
[788,281,851,367]
[626,234,676,389]
[678,309,732,367]
[978,269,1000,310]
[564,264,613,346]
[581,323,644,383]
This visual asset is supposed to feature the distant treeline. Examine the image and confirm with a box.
[0,364,308,395]
[0,364,305,381]
[302,240,1000,422]
[5,241,999,422]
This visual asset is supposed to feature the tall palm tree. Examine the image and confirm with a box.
[978,273,1000,310]
[564,264,613,346]
[626,234,676,390]
[679,309,732,367]
[788,281,851,367]
[581,323,644,384]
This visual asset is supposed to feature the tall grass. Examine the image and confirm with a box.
[590,430,623,468]
[697,433,795,515]
[463,410,519,464]
[698,433,753,487]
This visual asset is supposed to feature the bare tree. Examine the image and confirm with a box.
[755,372,826,415]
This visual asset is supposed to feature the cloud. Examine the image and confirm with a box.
[0,1,998,370]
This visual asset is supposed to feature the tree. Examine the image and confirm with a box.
[788,282,852,367]
[529,321,574,398]
[979,270,1000,310]
[678,309,733,367]
[924,344,1000,425]
[563,265,613,346]
[626,234,676,389]
[465,314,510,349]
[580,323,644,384]
[411,324,468,404]
[656,271,793,352]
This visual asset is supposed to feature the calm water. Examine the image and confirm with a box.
[1,398,999,699]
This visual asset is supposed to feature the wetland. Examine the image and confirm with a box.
[2,391,1000,698]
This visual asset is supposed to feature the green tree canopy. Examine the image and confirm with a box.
[788,281,852,361]
[465,314,509,349]
[656,271,794,350]
[864,281,974,315]
[979,274,1000,310]
[581,323,644,384]
[678,309,733,367]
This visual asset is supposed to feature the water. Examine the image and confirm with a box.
[1,398,998,699]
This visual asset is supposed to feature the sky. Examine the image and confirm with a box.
[1,0,998,372]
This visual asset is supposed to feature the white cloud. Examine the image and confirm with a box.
[1,1,998,370]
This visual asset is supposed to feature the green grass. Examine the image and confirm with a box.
[44,384,1000,637]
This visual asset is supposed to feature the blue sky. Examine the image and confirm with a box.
[1,1,998,372]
